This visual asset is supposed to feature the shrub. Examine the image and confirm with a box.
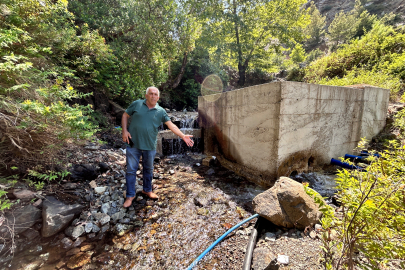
[0,0,109,175]
[305,22,405,100]
[319,136,405,269]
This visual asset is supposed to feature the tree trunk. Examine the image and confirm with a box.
[238,63,246,86]
[159,52,188,91]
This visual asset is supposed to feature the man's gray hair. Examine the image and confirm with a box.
[146,87,160,96]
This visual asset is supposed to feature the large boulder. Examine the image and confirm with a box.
[253,177,321,230]
[42,196,84,237]
[0,205,41,238]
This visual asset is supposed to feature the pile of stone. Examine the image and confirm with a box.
[0,145,166,268]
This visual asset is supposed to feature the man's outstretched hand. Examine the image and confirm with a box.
[182,135,194,147]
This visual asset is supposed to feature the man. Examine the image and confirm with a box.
[121,86,194,207]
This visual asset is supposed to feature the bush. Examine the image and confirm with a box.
[320,140,405,269]
[0,0,109,175]
[305,22,405,100]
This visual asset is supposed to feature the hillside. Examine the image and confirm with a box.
[310,0,405,25]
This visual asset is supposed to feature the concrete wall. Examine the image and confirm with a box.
[198,81,390,187]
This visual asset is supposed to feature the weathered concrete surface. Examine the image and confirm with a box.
[198,81,389,187]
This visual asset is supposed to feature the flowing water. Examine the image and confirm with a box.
[113,157,265,269]
[6,154,265,270]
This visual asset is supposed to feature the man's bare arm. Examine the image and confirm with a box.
[165,121,194,147]
[121,112,131,144]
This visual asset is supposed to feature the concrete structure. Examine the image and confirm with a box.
[156,129,201,155]
[198,81,390,187]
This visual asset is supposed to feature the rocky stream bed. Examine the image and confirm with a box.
[1,143,333,270]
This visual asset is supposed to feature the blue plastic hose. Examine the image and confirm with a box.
[186,213,260,270]
[331,158,362,170]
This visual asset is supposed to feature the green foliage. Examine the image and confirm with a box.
[304,2,326,49]
[303,183,335,228]
[0,0,110,174]
[0,190,13,211]
[327,11,357,46]
[26,167,70,190]
[290,43,307,64]
[320,138,405,269]
[163,46,227,110]
[318,68,401,95]
[68,0,204,105]
[200,0,310,86]
[28,168,70,182]
[305,22,405,99]
[305,48,325,64]
[0,170,18,211]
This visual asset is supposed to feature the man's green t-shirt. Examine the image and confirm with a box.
[125,99,170,150]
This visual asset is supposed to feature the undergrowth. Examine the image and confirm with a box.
[304,22,405,101]
[311,113,405,269]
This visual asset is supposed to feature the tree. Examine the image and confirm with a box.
[304,1,326,49]
[327,11,357,46]
[68,0,204,104]
[201,0,309,86]
[290,43,306,64]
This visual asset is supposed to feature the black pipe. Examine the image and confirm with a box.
[242,216,261,270]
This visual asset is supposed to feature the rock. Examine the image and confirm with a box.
[101,203,110,214]
[0,205,41,238]
[13,189,36,200]
[22,228,40,240]
[41,196,84,237]
[80,244,94,252]
[309,231,317,239]
[253,177,322,230]
[55,260,66,269]
[21,259,44,270]
[111,192,119,201]
[194,192,212,207]
[89,181,97,189]
[118,197,124,205]
[66,252,93,269]
[169,170,175,175]
[73,236,86,247]
[252,247,277,270]
[263,232,276,241]
[61,237,74,249]
[85,145,100,150]
[92,224,100,233]
[205,168,215,175]
[112,224,133,236]
[33,199,42,207]
[278,255,289,264]
[100,224,110,233]
[66,247,81,256]
[85,222,93,233]
[94,187,107,194]
[92,213,110,225]
[63,183,78,189]
[315,224,323,232]
[64,226,74,238]
[111,211,126,222]
[72,226,85,239]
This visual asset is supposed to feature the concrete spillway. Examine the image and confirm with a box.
[198,81,389,187]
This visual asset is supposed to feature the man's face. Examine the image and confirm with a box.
[145,87,159,106]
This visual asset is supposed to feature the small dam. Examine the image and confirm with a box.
[198,81,389,187]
